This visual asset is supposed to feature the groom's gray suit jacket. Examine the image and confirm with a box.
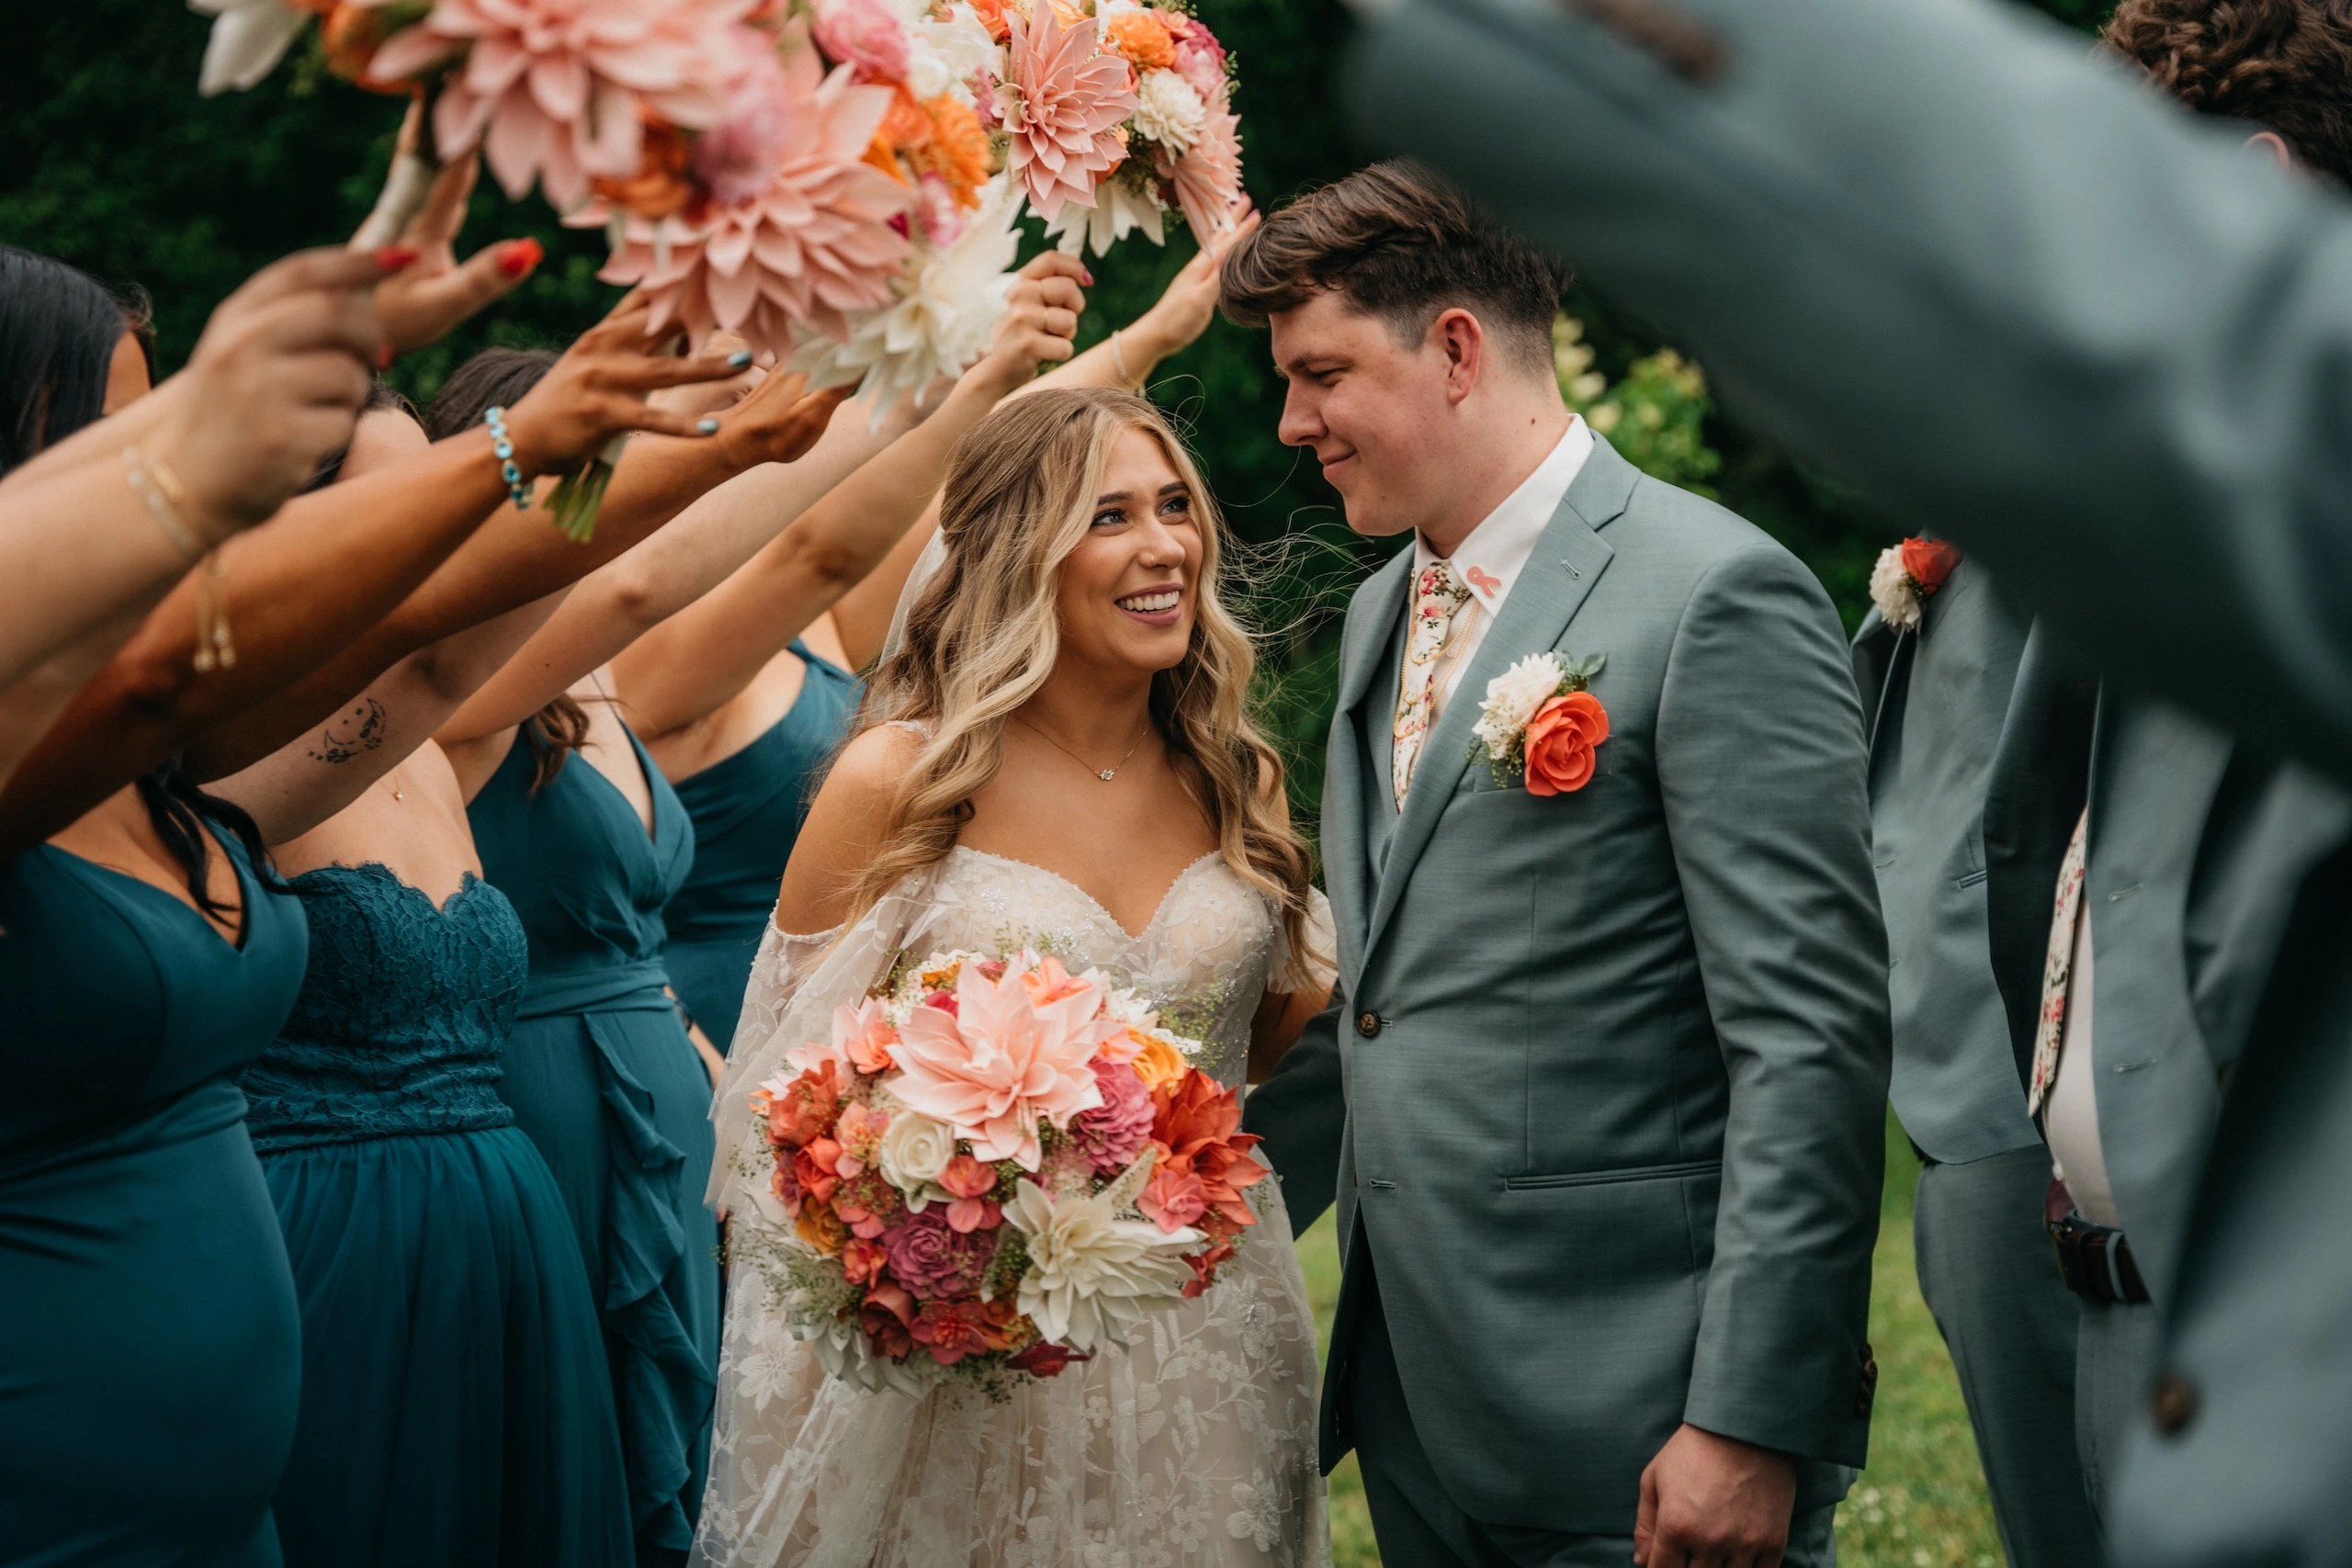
[1246,436,1890,1532]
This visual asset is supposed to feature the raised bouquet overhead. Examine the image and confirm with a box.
[193,0,1246,405]
[740,946,1265,1395]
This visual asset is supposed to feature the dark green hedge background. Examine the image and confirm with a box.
[0,0,2109,807]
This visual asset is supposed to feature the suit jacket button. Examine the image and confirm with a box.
[1356,1011,1382,1039]
[2151,1373,2198,1436]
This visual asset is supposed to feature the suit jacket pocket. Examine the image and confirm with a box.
[1502,1157,1723,1190]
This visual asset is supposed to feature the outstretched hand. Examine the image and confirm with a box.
[1633,1424,1797,1568]
[711,368,855,468]
[967,250,1091,398]
[499,293,749,479]
[155,246,400,534]
[1128,206,1260,366]
[362,104,542,355]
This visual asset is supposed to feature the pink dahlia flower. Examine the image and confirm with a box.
[598,51,911,355]
[367,0,747,213]
[888,950,1109,1168]
[1160,96,1241,243]
[1071,1057,1154,1175]
[999,0,1136,220]
[882,1208,997,1297]
[692,29,799,208]
[811,0,910,82]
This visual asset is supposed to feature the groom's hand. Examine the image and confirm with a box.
[1633,1424,1797,1568]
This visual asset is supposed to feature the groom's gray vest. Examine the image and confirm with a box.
[1248,436,1891,1532]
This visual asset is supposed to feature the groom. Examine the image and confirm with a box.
[1227,164,1890,1568]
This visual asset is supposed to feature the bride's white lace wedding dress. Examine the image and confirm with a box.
[695,845,1333,1568]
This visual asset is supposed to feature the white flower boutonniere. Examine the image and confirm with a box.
[1470,650,1611,795]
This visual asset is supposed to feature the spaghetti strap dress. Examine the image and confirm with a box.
[240,863,632,1568]
[661,640,859,1052]
[0,829,309,1566]
[469,726,717,1568]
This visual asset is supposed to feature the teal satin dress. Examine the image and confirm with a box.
[241,863,632,1568]
[469,727,717,1568]
[662,641,859,1052]
[1,829,309,1566]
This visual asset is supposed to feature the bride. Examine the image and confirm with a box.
[696,387,1335,1568]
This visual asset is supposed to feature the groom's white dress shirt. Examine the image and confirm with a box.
[1406,415,1593,728]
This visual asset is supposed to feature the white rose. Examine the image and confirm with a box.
[877,1109,957,1197]
[1869,546,1923,633]
[1474,652,1566,757]
[1131,70,1207,154]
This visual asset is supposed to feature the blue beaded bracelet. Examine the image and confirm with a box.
[483,406,531,511]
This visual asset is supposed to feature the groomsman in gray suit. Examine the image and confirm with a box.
[1851,567,2101,1565]
[1335,0,2352,1559]
[1230,164,1891,1568]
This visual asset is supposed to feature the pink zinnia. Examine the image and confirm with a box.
[367,0,748,212]
[1071,1057,1154,1175]
[886,950,1109,1168]
[999,1,1136,220]
[883,1208,998,1298]
[598,51,911,355]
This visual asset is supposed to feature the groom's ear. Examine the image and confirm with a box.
[1433,307,1486,405]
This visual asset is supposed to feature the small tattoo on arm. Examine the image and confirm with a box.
[308,697,389,764]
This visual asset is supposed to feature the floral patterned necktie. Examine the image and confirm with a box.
[2028,808,2090,1116]
[1391,558,1473,809]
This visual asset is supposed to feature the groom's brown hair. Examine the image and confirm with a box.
[1217,160,1564,374]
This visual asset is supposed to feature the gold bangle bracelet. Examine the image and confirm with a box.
[121,446,203,563]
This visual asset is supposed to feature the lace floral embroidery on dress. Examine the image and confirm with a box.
[696,850,1332,1568]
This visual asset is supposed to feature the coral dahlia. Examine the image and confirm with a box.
[998,0,1136,220]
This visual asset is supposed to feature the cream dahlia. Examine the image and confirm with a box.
[1129,67,1204,153]
[596,51,911,356]
[1003,1151,1198,1354]
[998,0,1136,220]
[365,0,748,212]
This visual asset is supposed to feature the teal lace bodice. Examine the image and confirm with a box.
[241,863,526,1155]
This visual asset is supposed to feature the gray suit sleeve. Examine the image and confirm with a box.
[1655,542,1890,1462]
[1356,0,2352,785]
[1242,995,1345,1231]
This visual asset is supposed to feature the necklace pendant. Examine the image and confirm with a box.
[1098,769,1116,782]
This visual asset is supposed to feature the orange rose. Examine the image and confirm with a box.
[1897,537,1961,594]
[796,1201,848,1256]
[1105,11,1176,69]
[1126,1030,1189,1093]
[1522,691,1609,796]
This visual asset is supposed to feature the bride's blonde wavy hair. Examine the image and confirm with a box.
[848,387,1320,987]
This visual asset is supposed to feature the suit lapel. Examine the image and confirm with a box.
[1323,548,1416,993]
[1359,437,1636,967]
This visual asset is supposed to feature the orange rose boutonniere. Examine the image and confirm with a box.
[1470,651,1610,795]
[1869,536,1962,634]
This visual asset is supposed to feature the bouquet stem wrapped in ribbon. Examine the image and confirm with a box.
[740,946,1263,1396]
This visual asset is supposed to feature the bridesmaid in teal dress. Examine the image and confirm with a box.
[240,858,632,1568]
[659,637,858,1050]
[466,716,718,1567]
[0,813,309,1566]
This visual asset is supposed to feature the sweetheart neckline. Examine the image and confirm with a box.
[947,847,1223,943]
[290,862,491,918]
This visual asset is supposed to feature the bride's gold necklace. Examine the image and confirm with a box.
[1016,715,1150,783]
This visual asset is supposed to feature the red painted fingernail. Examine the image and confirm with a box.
[376,341,394,369]
[372,246,420,272]
[1082,269,1094,285]
[496,237,543,279]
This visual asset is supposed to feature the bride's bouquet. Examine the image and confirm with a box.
[743,945,1265,1395]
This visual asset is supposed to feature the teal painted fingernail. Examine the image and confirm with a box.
[726,350,752,369]
[696,416,720,434]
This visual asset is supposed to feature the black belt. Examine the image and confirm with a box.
[2048,1204,2150,1305]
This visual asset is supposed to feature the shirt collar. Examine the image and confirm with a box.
[1413,416,1593,615]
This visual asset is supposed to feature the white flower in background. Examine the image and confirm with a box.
[1131,69,1206,154]
[1004,1150,1199,1353]
[1043,170,1168,257]
[189,0,304,95]
[1473,652,1566,759]
[876,1108,957,1197]
[908,4,1000,103]
[1869,546,1924,633]
[793,175,1023,415]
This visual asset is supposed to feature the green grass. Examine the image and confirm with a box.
[1291,1113,2003,1566]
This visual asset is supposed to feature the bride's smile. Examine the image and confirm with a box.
[1057,426,1204,676]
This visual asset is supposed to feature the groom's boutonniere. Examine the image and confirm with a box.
[1869,537,1962,633]
[1470,651,1610,795]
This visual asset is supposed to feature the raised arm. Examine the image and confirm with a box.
[1360,0,2352,781]
[603,253,1089,739]
[0,292,741,854]
[0,248,391,705]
